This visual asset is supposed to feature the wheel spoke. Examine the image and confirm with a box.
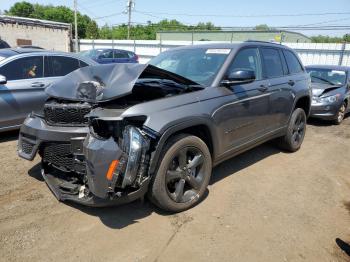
[178,148,188,168]
[298,122,305,131]
[166,170,182,183]
[292,132,299,143]
[186,175,201,190]
[172,179,185,202]
[187,154,203,169]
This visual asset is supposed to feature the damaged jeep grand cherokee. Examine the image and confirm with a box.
[18,42,311,212]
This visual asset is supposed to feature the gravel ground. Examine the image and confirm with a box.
[0,117,350,262]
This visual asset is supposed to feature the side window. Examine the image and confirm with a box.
[283,50,303,74]
[113,50,129,59]
[0,56,43,81]
[100,50,113,59]
[227,48,262,80]
[47,56,80,77]
[260,48,284,78]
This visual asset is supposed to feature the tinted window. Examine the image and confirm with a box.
[261,48,284,78]
[113,50,129,59]
[0,56,43,80]
[127,51,135,58]
[227,48,262,80]
[283,50,303,74]
[100,50,113,59]
[47,56,80,77]
[306,68,346,86]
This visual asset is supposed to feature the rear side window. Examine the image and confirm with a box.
[46,56,80,77]
[260,48,284,78]
[113,50,129,59]
[227,48,262,80]
[283,50,303,74]
[0,56,43,80]
[79,60,89,68]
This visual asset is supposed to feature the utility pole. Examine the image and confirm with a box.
[74,0,78,52]
[127,0,134,40]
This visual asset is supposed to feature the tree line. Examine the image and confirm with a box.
[4,1,349,43]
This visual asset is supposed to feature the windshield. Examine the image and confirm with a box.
[149,48,231,86]
[306,68,347,86]
[79,49,103,59]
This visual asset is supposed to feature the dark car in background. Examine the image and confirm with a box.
[0,48,96,132]
[306,65,350,124]
[79,48,139,64]
[0,39,10,49]
[18,42,311,212]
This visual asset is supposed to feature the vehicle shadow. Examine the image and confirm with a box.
[63,142,281,229]
[307,113,350,127]
[0,130,19,143]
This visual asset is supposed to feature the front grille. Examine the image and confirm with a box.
[44,102,92,126]
[42,143,74,171]
[21,140,34,155]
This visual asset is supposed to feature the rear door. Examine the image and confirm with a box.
[113,50,132,63]
[260,47,293,130]
[0,55,49,129]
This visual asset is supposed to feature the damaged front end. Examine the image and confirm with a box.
[40,117,158,207]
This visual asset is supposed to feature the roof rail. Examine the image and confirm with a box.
[245,40,282,45]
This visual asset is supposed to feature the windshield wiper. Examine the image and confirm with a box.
[311,76,338,86]
[137,79,204,91]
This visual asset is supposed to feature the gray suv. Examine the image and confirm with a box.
[18,42,311,212]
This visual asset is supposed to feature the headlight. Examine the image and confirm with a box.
[121,126,148,188]
[313,94,340,104]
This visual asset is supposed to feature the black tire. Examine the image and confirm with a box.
[278,108,307,152]
[149,134,212,212]
[333,102,346,125]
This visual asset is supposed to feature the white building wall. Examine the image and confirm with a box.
[0,23,70,51]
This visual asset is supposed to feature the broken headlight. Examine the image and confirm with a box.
[121,126,149,188]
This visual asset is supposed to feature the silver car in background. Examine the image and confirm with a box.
[0,48,96,132]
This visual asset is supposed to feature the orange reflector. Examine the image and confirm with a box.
[106,160,119,181]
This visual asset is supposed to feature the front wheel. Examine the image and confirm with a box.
[149,134,212,212]
[334,102,346,125]
[278,108,307,152]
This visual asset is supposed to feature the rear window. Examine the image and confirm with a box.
[46,56,80,77]
[261,48,284,78]
[283,50,303,74]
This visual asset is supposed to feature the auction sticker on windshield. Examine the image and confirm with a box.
[205,49,231,54]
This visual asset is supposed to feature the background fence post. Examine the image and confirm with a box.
[339,42,346,66]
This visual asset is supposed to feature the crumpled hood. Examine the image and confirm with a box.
[311,82,343,97]
[45,63,198,103]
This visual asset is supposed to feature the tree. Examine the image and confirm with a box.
[7,1,34,17]
[254,24,270,31]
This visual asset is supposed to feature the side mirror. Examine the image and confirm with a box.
[0,75,7,85]
[221,69,255,86]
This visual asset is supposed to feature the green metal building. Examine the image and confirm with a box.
[156,30,311,43]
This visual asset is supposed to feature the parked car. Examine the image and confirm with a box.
[306,65,350,124]
[0,48,97,132]
[79,48,139,64]
[18,42,311,212]
[0,39,10,49]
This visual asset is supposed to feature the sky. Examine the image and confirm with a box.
[1,0,349,37]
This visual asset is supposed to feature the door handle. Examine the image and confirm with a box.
[288,80,295,86]
[31,82,45,88]
[258,85,268,92]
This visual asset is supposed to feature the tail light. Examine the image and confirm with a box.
[135,54,139,62]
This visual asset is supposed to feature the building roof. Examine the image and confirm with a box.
[0,15,71,30]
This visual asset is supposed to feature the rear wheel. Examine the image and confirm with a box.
[334,102,346,125]
[278,108,306,152]
[149,134,212,212]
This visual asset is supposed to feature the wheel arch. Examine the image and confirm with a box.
[294,95,311,117]
[147,118,217,175]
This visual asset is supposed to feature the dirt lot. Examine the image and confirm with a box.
[0,118,350,262]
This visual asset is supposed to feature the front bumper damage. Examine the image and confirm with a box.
[18,114,154,207]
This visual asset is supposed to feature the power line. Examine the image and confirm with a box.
[134,10,350,18]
